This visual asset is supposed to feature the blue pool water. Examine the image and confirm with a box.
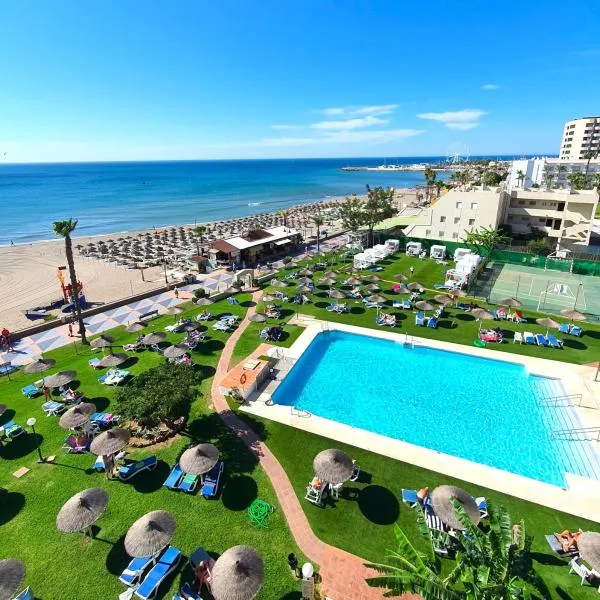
[272,331,600,487]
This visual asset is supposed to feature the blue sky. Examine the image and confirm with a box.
[1,0,600,162]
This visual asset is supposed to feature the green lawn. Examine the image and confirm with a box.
[239,415,598,600]
[0,295,304,600]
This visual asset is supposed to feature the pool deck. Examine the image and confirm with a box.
[242,317,600,522]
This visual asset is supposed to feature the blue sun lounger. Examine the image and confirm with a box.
[201,461,224,499]
[402,299,411,309]
[427,317,438,329]
[558,323,570,334]
[119,555,155,586]
[21,384,40,398]
[135,546,181,600]
[401,488,418,508]
[535,333,550,347]
[571,325,584,337]
[547,335,564,349]
[163,464,184,490]
[172,582,202,600]
[118,456,158,481]
[523,331,536,345]
[415,312,426,326]
[179,473,199,493]
[13,587,33,600]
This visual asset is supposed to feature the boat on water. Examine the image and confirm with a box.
[341,162,430,172]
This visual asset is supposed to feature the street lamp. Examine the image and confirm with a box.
[26,417,45,463]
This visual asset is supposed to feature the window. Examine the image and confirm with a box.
[471,202,478,210]
[468,218,475,226]
[557,202,565,212]
[545,218,553,227]
[518,200,525,205]
[438,230,445,238]
[453,216,460,224]
[452,232,459,239]
[528,200,535,205]
[553,219,561,230]
[440,216,446,223]
[425,229,431,236]
[456,202,462,209]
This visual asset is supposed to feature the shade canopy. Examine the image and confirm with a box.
[561,309,586,321]
[367,294,387,304]
[182,322,201,331]
[407,282,424,291]
[415,301,435,311]
[394,273,409,282]
[23,358,56,374]
[0,559,25,600]
[471,308,494,320]
[323,271,338,279]
[578,532,600,571]
[297,285,313,294]
[211,545,265,600]
[141,332,166,345]
[430,485,480,531]
[536,317,560,330]
[90,428,131,456]
[56,487,109,533]
[319,277,337,286]
[298,268,313,276]
[434,294,453,306]
[249,313,267,323]
[297,277,313,286]
[313,448,353,484]
[364,283,381,292]
[124,511,176,558]
[500,297,522,308]
[163,345,188,359]
[345,277,362,286]
[44,370,77,388]
[270,279,287,288]
[329,289,346,299]
[179,443,220,475]
[364,274,381,282]
[90,335,114,349]
[125,321,146,333]
[59,402,96,430]
[195,297,214,306]
[99,353,129,368]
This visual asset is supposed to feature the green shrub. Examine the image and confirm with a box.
[193,288,206,299]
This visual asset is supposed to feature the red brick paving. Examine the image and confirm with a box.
[210,290,417,600]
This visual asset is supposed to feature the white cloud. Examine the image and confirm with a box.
[320,104,398,117]
[481,84,500,90]
[310,115,388,130]
[322,107,346,116]
[271,124,298,130]
[417,109,487,130]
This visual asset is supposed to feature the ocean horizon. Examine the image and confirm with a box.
[0,156,523,246]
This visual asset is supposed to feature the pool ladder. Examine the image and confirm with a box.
[539,393,585,408]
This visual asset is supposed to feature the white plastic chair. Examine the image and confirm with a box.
[570,557,593,586]
[513,331,523,344]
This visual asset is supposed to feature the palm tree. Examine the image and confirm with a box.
[568,171,587,191]
[193,225,206,255]
[367,502,540,599]
[583,149,599,186]
[434,180,445,198]
[593,172,600,191]
[462,226,511,256]
[423,167,436,201]
[312,214,324,253]
[53,219,88,344]
[516,170,525,188]
[557,164,567,188]
[542,165,554,190]
[278,209,290,228]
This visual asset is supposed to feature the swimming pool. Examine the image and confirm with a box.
[272,330,600,487]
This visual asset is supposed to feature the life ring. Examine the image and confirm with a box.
[240,373,247,385]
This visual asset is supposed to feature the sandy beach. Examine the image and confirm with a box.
[0,188,418,333]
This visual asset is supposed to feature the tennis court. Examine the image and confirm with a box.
[471,261,600,318]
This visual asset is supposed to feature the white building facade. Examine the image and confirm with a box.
[560,117,600,160]
[507,158,600,189]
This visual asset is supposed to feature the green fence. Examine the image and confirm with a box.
[491,249,600,277]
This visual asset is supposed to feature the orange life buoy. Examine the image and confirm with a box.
[240,373,247,385]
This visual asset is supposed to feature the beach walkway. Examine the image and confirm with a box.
[210,289,413,600]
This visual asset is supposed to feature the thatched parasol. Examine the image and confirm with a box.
[415,300,435,312]
[500,297,522,308]
[270,279,287,288]
[298,268,313,277]
[394,273,409,282]
[249,313,267,323]
[364,283,381,293]
[99,353,128,368]
[319,277,337,286]
[163,345,188,359]
[329,289,346,299]
[59,403,96,430]
[90,428,131,456]
[297,277,313,286]
[23,358,56,374]
[182,321,201,331]
[125,322,146,333]
[561,309,586,321]
[536,317,560,336]
[471,308,494,321]
[90,335,114,349]
[434,294,453,306]
[364,274,381,282]
[124,511,176,558]
[179,443,220,475]
[578,532,600,571]
[323,271,338,279]
[297,285,312,294]
[195,297,214,306]
[367,294,387,305]
[0,559,25,600]
[313,448,353,484]
[345,277,362,286]
[44,371,77,389]
[211,545,265,600]
[56,488,109,534]
[407,282,424,292]
[430,485,480,531]
[141,332,166,345]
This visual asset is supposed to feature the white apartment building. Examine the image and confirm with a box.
[507,157,600,189]
[403,188,598,246]
[560,117,600,160]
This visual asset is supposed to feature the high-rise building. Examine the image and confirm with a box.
[560,117,600,160]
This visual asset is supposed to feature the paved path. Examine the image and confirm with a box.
[210,289,414,600]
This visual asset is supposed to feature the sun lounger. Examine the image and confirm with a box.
[569,556,594,587]
[135,546,181,600]
[547,334,564,349]
[42,400,65,416]
[523,331,536,345]
[401,488,418,508]
[535,333,550,347]
[475,496,488,519]
[118,456,158,481]
[119,555,155,586]
[13,587,33,600]
[1,420,25,440]
[196,311,212,321]
[124,341,143,352]
[99,368,130,386]
[571,325,584,337]
[178,473,199,493]
[201,461,223,498]
[172,583,202,600]
[91,412,120,427]
[163,464,184,490]
[305,484,326,505]
[402,299,411,309]
[21,384,40,398]
[364,302,379,309]
[415,312,426,326]
[427,317,438,329]
[62,434,90,453]
[513,331,523,344]
[559,323,570,334]
[88,358,102,369]
[545,533,579,557]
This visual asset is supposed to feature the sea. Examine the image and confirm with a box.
[0,156,517,246]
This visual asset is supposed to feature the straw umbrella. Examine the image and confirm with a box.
[367,294,387,305]
[180,443,220,476]
[319,277,337,286]
[211,545,265,600]
[90,335,114,350]
[0,559,25,600]
[163,345,188,360]
[434,294,453,306]
[249,313,267,323]
[394,273,409,282]
[500,298,522,308]
[270,279,287,288]
[430,485,480,531]
[345,276,362,286]
[90,428,130,456]
[313,449,354,484]
[44,371,77,389]
[415,300,435,312]
[99,353,128,368]
[471,308,494,333]
[167,307,183,318]
[297,277,313,286]
[536,317,560,336]
[59,403,96,430]
[298,268,313,277]
[182,322,201,332]
[364,283,381,293]
[195,297,214,306]
[323,271,338,279]
[364,274,381,283]
[125,322,146,333]
[561,309,586,321]
[124,511,176,558]
[297,285,312,294]
[141,332,166,345]
[23,358,56,374]
[577,532,600,571]
[407,282,424,292]
[56,488,109,536]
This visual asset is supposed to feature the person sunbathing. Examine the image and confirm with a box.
[557,529,582,553]
[194,560,213,590]
[310,476,323,490]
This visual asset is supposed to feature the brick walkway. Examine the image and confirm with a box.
[210,290,416,600]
